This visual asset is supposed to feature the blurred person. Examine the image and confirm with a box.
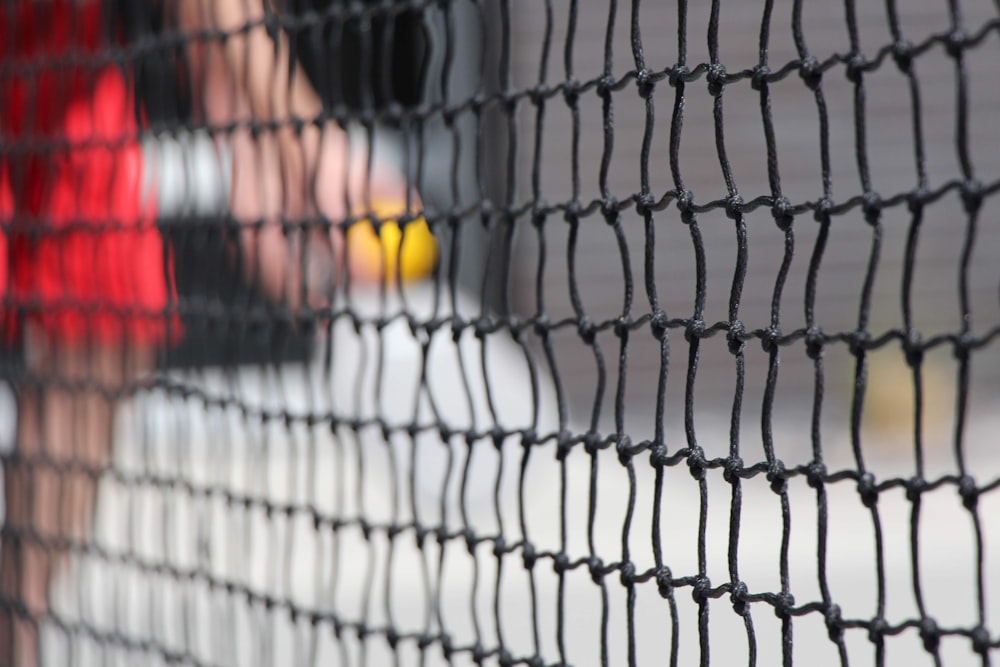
[0,2,180,664]
[0,0,432,663]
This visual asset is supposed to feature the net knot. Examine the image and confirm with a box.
[521,429,538,449]
[687,446,707,481]
[849,330,871,358]
[773,592,796,619]
[619,561,637,586]
[440,634,454,660]
[767,460,788,494]
[798,56,823,90]
[479,198,495,222]
[450,316,466,342]
[650,310,670,340]
[867,617,889,645]
[824,604,845,641]
[386,628,400,650]
[857,472,879,508]
[577,316,597,344]
[463,528,477,553]
[588,556,605,584]
[557,430,574,460]
[493,536,507,558]
[528,83,550,107]
[656,566,674,598]
[725,194,745,220]
[667,63,691,88]
[522,542,537,569]
[584,431,603,456]
[601,196,620,222]
[946,29,968,58]
[961,179,983,213]
[805,327,825,360]
[813,197,834,222]
[730,581,749,616]
[727,320,746,355]
[474,315,492,339]
[532,205,549,227]
[649,443,671,468]
[862,191,882,224]
[845,52,868,83]
[691,575,712,603]
[470,93,485,117]
[893,40,915,72]
[771,196,793,230]
[904,331,924,367]
[553,552,571,574]
[533,314,550,338]
[723,456,744,483]
[971,625,991,655]
[750,65,771,91]
[907,187,929,214]
[562,78,582,105]
[761,327,782,354]
[685,318,706,343]
[425,317,443,337]
[954,333,973,363]
[635,192,657,217]
[706,63,727,97]
[614,316,632,340]
[676,189,696,220]
[807,461,827,489]
[509,316,524,342]
[596,74,615,99]
[616,435,634,465]
[919,618,941,652]
[490,426,505,450]
[958,475,979,510]
[498,649,515,667]
[635,68,655,98]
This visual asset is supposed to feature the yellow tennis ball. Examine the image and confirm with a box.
[347,199,437,284]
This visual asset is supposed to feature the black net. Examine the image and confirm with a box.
[2,0,1000,665]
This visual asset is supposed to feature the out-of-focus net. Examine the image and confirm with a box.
[2,0,1000,665]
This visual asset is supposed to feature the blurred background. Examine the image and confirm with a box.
[3,0,1000,665]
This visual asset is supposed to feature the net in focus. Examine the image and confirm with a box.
[1,0,1000,666]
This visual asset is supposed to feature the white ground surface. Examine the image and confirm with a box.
[0,283,991,666]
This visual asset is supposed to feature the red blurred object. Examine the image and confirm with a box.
[0,0,181,346]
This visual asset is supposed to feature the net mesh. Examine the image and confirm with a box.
[2,0,1000,665]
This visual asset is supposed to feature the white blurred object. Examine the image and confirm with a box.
[0,382,14,455]
[141,123,402,221]
[142,129,232,218]
[325,281,563,522]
